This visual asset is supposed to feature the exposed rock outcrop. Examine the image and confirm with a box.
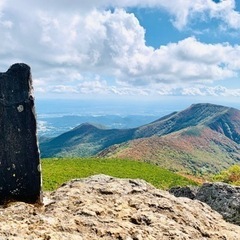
[169,182,240,226]
[0,175,240,239]
[169,186,198,200]
[0,63,41,204]
[196,182,240,225]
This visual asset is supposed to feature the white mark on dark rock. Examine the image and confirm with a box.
[17,105,24,112]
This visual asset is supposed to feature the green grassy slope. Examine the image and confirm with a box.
[41,158,197,191]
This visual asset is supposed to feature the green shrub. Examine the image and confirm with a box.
[213,164,240,185]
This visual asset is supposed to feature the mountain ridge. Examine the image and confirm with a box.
[134,103,239,139]
[40,103,240,174]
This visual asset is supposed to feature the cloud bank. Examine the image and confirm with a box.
[0,0,240,98]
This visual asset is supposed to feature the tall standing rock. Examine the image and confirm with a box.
[0,63,41,204]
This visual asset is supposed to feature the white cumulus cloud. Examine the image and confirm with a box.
[0,0,240,98]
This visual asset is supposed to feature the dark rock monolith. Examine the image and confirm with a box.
[0,63,41,204]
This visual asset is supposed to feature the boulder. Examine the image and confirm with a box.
[169,182,240,226]
[196,182,240,225]
[169,186,198,199]
[0,175,239,239]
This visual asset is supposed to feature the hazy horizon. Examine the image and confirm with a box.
[35,97,240,118]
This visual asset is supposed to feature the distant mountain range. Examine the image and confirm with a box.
[37,114,159,137]
[40,103,240,174]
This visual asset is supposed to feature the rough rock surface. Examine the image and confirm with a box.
[196,183,240,225]
[169,182,240,226]
[0,175,240,240]
[169,186,198,200]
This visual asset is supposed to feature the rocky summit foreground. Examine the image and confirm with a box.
[0,175,240,240]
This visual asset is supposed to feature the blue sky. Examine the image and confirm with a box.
[0,0,240,106]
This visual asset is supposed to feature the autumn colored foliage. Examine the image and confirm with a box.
[213,165,240,185]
